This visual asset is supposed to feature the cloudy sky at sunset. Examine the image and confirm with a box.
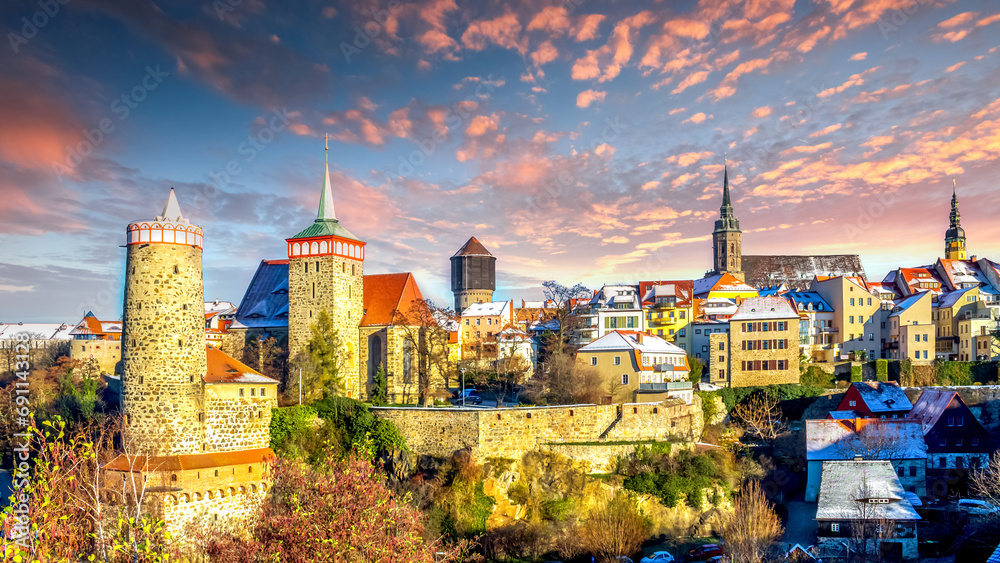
[1,0,998,322]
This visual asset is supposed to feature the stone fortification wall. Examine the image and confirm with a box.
[121,243,206,456]
[373,399,702,463]
[204,388,277,452]
[373,408,481,458]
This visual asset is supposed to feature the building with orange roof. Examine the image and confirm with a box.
[810,275,885,362]
[69,312,122,374]
[358,272,453,404]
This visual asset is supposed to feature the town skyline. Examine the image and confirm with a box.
[1,0,999,322]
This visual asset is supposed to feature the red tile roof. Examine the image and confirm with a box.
[637,280,695,307]
[204,345,278,384]
[452,236,493,257]
[104,448,274,472]
[361,272,425,326]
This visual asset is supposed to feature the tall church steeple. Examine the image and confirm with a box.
[709,160,743,278]
[945,178,967,260]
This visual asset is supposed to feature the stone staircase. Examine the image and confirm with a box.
[598,408,623,441]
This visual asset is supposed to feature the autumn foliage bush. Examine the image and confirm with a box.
[204,454,472,563]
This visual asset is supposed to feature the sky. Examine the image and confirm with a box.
[1,0,999,323]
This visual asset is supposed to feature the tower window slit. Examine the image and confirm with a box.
[174,265,179,274]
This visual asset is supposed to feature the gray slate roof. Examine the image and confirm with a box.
[233,260,290,330]
[742,254,866,290]
[806,419,927,461]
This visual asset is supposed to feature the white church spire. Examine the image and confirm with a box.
[317,134,336,221]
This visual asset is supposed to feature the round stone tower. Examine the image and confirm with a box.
[121,189,206,455]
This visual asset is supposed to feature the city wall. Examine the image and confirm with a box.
[373,397,702,469]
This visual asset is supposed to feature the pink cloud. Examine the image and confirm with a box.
[751,106,772,118]
[530,40,559,67]
[667,151,714,167]
[571,11,654,83]
[937,11,979,28]
[849,52,868,61]
[671,70,711,94]
[573,14,606,41]
[526,6,570,35]
[576,89,607,108]
[461,10,527,55]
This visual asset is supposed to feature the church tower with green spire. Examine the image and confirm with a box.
[945,179,967,260]
[286,142,365,399]
[710,162,743,278]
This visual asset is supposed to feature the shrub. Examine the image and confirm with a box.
[800,365,834,388]
[876,359,889,382]
[507,481,529,505]
[541,498,575,521]
[269,405,317,456]
[900,358,914,386]
[850,365,862,383]
[582,491,650,562]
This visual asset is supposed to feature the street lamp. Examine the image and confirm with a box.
[460,366,467,407]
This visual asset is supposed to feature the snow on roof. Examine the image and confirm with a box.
[462,300,511,317]
[817,460,920,521]
[852,381,912,413]
[828,410,860,419]
[730,296,799,321]
[889,291,928,318]
[936,286,975,309]
[578,330,686,356]
[807,419,927,461]
[205,300,237,314]
[0,323,75,340]
[908,388,962,434]
[787,291,834,313]
[743,254,866,290]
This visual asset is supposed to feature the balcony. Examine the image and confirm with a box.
[639,382,693,391]
[818,326,839,333]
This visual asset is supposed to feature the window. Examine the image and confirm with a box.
[940,438,947,447]
[909,466,917,477]
[849,316,855,324]
[939,457,946,468]
[973,438,979,446]
[923,350,929,359]
[591,356,597,366]
[922,334,928,342]
[621,374,629,385]
[849,400,856,407]
[476,318,481,325]
[718,369,724,378]
[614,356,621,365]
[957,417,963,427]
[702,345,708,352]
[719,355,725,363]
[831,523,840,532]
[956,438,963,447]
[718,342,725,351]
[678,328,686,337]
[948,416,954,426]
[897,467,904,477]
[261,388,266,397]
[915,351,920,360]
[695,329,702,335]
[239,388,244,397]
[915,334,920,342]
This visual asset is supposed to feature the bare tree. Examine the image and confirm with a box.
[849,475,897,562]
[392,299,458,406]
[721,480,784,563]
[731,392,785,440]
[581,490,649,563]
[541,280,591,356]
[833,422,906,462]
[970,451,1000,508]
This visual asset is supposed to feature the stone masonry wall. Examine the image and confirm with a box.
[373,408,481,458]
[288,254,363,399]
[121,243,206,455]
[373,400,702,463]
[70,339,122,374]
[204,386,277,452]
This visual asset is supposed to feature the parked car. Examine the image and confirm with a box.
[957,498,1000,515]
[451,389,483,405]
[612,557,633,563]
[687,544,724,560]
[905,492,923,507]
[640,551,675,563]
